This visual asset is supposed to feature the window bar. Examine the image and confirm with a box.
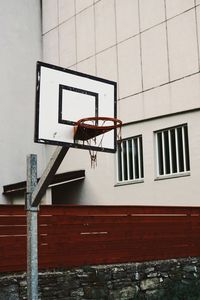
[132,138,136,180]
[161,131,166,175]
[175,127,180,173]
[184,126,190,171]
[168,130,172,174]
[129,139,134,180]
[182,126,186,172]
[155,133,159,176]
[126,140,130,180]
[137,137,141,179]
[121,141,125,181]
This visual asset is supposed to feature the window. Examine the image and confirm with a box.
[155,124,190,177]
[117,136,144,183]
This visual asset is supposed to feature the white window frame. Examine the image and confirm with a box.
[155,124,190,179]
[117,135,144,184]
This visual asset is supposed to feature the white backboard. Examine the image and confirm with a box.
[34,62,117,152]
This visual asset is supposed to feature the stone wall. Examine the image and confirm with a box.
[1,257,200,299]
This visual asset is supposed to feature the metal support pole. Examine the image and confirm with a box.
[26,154,38,300]
[25,147,69,300]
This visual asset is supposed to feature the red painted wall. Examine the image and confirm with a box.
[0,205,200,272]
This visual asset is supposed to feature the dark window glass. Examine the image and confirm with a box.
[177,127,184,172]
[128,140,133,180]
[123,141,128,180]
[164,131,170,174]
[170,129,177,173]
[157,132,163,175]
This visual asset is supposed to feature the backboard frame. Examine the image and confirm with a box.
[34,61,117,153]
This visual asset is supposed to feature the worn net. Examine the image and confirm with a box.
[74,117,122,168]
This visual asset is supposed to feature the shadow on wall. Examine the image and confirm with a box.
[3,191,25,205]
[52,179,85,205]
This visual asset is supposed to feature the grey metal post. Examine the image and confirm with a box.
[26,154,39,300]
[25,147,69,300]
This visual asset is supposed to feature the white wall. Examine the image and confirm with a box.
[114,111,200,206]
[0,0,45,203]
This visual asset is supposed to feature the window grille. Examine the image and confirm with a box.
[155,124,190,177]
[117,136,144,182]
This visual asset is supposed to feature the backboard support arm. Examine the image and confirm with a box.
[31,146,69,207]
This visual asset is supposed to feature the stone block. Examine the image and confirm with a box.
[145,288,166,299]
[140,278,160,291]
[183,265,197,273]
[84,286,108,298]
[145,267,155,274]
[0,284,19,300]
[108,286,138,300]
[112,267,126,279]
[112,278,132,289]
[70,288,84,297]
[95,270,112,282]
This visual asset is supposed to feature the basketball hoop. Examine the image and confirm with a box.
[74,117,122,168]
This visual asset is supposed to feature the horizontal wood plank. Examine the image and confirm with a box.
[0,204,200,272]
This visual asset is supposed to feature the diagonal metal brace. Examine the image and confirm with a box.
[31,146,69,207]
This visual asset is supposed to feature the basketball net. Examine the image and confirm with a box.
[85,121,122,168]
[74,117,122,168]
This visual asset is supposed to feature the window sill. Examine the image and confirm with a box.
[154,171,191,181]
[114,179,144,187]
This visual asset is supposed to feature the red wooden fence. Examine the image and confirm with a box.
[0,205,200,272]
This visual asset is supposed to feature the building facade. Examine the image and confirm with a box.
[2,0,200,206]
[41,0,200,206]
[0,0,45,204]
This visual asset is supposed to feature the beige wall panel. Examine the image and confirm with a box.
[195,5,200,65]
[76,7,95,62]
[119,94,144,124]
[166,0,195,19]
[42,0,58,33]
[96,46,118,81]
[141,24,169,90]
[58,0,75,24]
[118,36,142,98]
[95,0,116,53]
[139,0,165,31]
[77,56,96,75]
[115,0,139,42]
[59,18,76,67]
[43,29,59,65]
[75,0,93,13]
[168,9,199,80]
[170,73,200,112]
[143,85,171,118]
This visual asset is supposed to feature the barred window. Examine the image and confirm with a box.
[155,124,190,177]
[117,136,144,182]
